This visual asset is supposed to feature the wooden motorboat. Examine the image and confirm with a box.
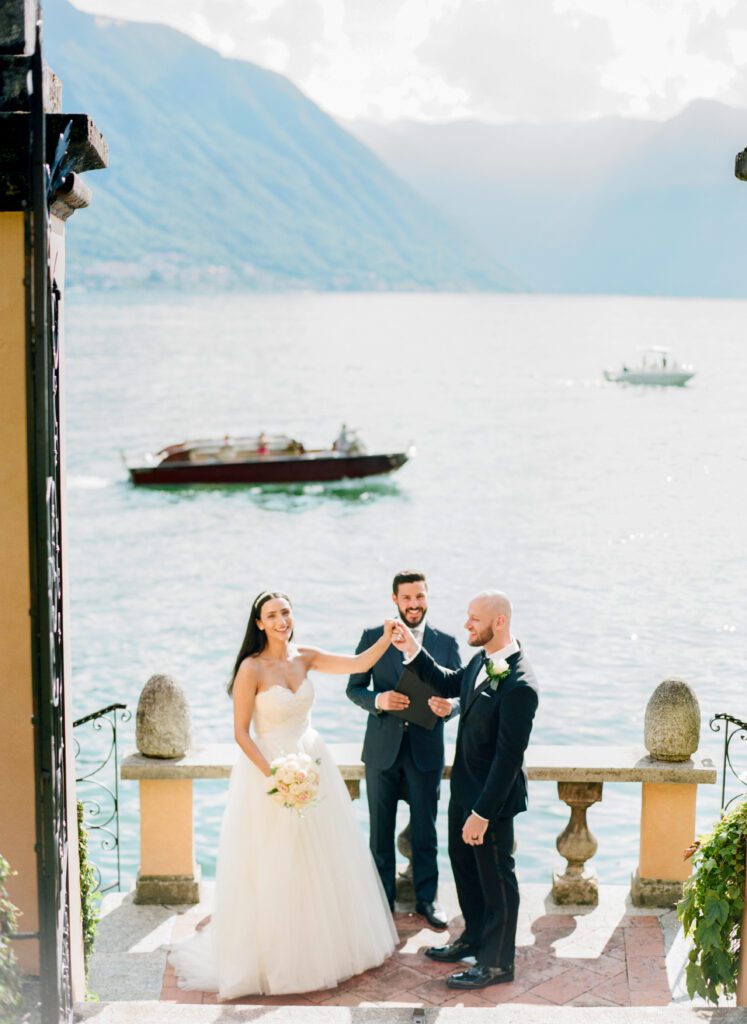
[124,432,413,486]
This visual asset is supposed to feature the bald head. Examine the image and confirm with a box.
[474,590,512,623]
[464,590,513,651]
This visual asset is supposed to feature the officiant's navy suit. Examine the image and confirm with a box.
[347,625,461,907]
[344,622,461,905]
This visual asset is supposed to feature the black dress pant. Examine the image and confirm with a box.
[365,730,441,907]
[448,798,519,968]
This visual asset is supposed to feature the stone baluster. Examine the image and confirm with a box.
[552,781,603,905]
[396,822,414,907]
[134,674,199,904]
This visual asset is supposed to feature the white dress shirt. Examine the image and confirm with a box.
[473,638,520,689]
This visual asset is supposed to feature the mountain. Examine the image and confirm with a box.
[43,1,520,291]
[351,103,747,298]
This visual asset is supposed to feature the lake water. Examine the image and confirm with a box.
[64,290,747,893]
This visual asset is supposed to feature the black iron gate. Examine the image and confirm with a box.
[27,16,73,1023]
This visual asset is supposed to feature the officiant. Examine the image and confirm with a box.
[347,571,461,929]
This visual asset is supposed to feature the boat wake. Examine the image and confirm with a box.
[158,477,404,507]
[67,474,116,490]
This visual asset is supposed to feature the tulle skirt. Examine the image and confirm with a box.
[169,726,397,998]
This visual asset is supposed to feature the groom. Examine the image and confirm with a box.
[392,590,538,991]
[347,570,461,928]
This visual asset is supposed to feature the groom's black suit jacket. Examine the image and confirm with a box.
[406,644,538,819]
[346,624,461,772]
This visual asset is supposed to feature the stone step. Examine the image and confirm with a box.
[74,1002,747,1024]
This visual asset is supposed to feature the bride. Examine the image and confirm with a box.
[170,590,398,999]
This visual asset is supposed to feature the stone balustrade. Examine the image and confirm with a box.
[121,741,716,909]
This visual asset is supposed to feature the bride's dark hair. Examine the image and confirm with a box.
[227,591,293,696]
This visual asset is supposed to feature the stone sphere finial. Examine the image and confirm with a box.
[644,678,700,762]
[136,674,191,758]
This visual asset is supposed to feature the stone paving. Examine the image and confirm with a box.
[162,905,670,1009]
[84,882,747,1021]
[118,882,688,1010]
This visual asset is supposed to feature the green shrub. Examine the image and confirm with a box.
[0,855,23,1024]
[77,802,99,976]
[677,800,747,1003]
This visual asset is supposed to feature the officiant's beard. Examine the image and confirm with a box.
[396,604,427,628]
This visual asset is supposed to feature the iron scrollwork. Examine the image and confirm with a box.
[73,704,131,893]
[709,713,747,813]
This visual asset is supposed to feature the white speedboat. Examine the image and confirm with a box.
[604,347,694,386]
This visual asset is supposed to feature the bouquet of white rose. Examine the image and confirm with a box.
[265,752,322,813]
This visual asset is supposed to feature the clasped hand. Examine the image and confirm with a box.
[390,619,417,656]
[381,620,451,718]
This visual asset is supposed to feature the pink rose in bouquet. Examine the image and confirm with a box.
[266,752,322,813]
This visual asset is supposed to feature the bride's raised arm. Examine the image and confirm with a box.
[299,619,396,675]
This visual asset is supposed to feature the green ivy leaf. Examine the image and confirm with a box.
[677,800,747,1002]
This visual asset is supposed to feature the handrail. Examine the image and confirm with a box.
[709,713,747,813]
[73,702,127,728]
[73,703,131,892]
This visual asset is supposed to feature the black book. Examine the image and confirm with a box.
[387,667,440,730]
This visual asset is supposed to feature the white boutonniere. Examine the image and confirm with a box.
[485,658,511,691]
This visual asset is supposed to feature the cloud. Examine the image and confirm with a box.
[69,0,747,122]
[414,0,619,121]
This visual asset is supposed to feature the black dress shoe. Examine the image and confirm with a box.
[425,938,479,962]
[446,964,515,989]
[415,900,448,929]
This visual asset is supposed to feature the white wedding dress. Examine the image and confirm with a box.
[169,678,397,998]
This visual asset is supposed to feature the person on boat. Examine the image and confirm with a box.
[333,423,351,454]
[256,432,268,456]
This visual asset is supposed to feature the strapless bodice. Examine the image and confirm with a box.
[253,677,314,739]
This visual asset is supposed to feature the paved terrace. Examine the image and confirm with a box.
[85,881,731,1012]
[93,738,738,1020]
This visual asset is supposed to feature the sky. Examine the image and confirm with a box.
[69,0,747,123]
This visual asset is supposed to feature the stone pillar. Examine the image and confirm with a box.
[552,782,603,905]
[135,780,200,904]
[633,679,701,907]
[632,782,697,907]
[133,675,200,904]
